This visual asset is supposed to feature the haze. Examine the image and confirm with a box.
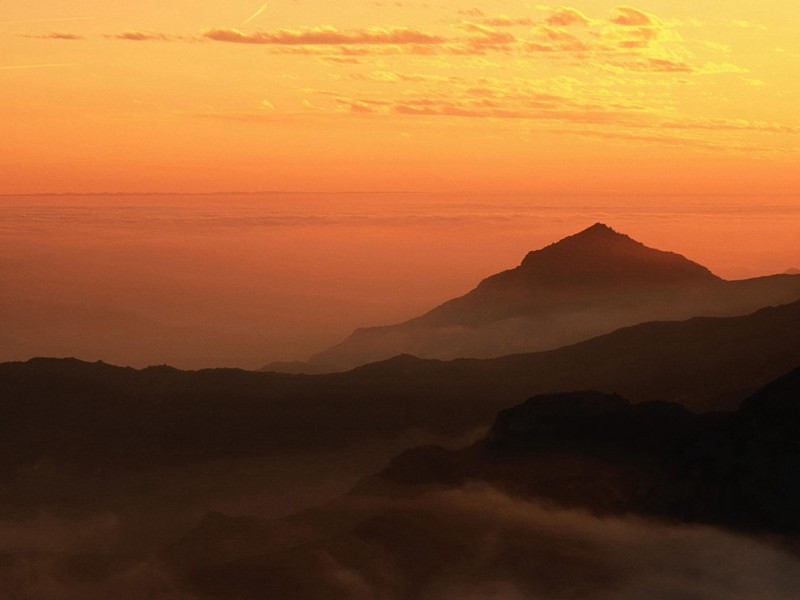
[1,192,798,369]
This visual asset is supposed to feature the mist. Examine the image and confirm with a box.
[4,486,798,599]
[2,192,799,369]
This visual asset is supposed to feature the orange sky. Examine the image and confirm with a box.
[2,1,799,194]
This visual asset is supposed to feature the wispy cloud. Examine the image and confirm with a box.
[105,31,187,42]
[204,26,446,45]
[0,16,93,25]
[0,63,79,71]
[610,6,654,26]
[17,32,84,40]
[544,7,591,27]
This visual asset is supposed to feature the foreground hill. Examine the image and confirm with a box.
[290,223,800,372]
[366,367,800,531]
[167,368,800,600]
[2,300,800,475]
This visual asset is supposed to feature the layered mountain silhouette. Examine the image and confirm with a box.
[3,299,800,478]
[166,368,800,599]
[364,367,800,531]
[279,223,800,373]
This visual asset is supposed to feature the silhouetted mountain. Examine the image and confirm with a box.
[3,300,800,477]
[168,370,800,599]
[365,367,800,532]
[786,268,800,275]
[287,224,800,372]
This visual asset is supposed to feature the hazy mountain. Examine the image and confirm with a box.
[786,268,800,275]
[285,224,800,372]
[3,299,800,480]
[166,369,800,600]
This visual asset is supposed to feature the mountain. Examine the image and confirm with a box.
[786,268,800,275]
[287,223,800,372]
[167,369,800,600]
[3,303,800,599]
[364,366,800,532]
[3,300,800,479]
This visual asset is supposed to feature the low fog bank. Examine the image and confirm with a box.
[171,487,800,600]
[4,487,798,599]
[0,430,482,598]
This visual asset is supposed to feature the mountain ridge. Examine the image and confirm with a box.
[3,297,800,478]
[289,224,800,372]
[360,367,800,532]
[166,369,800,599]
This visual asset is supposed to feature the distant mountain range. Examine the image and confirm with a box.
[274,223,800,373]
[3,299,800,477]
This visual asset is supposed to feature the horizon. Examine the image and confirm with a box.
[2,191,799,369]
[5,189,800,197]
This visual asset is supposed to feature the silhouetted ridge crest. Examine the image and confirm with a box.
[364,369,800,532]
[487,392,698,455]
[509,222,719,286]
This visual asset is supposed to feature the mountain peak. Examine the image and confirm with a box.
[578,222,623,237]
[516,224,719,285]
[547,222,638,250]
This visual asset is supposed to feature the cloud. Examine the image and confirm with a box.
[49,4,777,155]
[610,6,654,26]
[107,31,181,41]
[389,95,643,126]
[17,32,85,40]
[72,6,740,79]
[0,16,93,25]
[529,25,593,52]
[204,26,446,45]
[173,487,800,600]
[547,127,779,153]
[623,57,694,73]
[660,118,799,134]
[318,79,791,155]
[338,99,376,114]
[457,22,517,47]
[319,56,361,64]
[479,16,536,27]
[457,8,485,17]
[545,7,591,27]
[0,63,80,71]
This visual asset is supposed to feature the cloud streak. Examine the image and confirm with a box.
[242,2,270,26]
[17,32,85,40]
[106,31,184,41]
[204,26,446,45]
[0,16,93,25]
[0,63,80,71]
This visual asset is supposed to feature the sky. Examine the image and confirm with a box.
[2,1,800,194]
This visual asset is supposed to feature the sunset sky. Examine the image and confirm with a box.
[2,1,799,194]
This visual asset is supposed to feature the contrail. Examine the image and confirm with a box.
[241,2,269,26]
[0,16,93,25]
[0,63,80,71]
